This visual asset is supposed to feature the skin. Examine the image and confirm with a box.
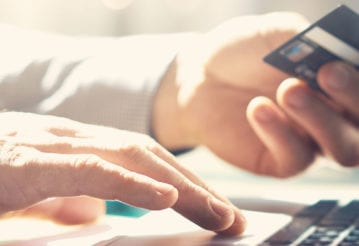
[153,12,314,177]
[276,62,359,167]
[0,112,245,234]
[2,12,358,236]
[154,12,359,189]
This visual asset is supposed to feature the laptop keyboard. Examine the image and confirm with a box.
[263,200,359,246]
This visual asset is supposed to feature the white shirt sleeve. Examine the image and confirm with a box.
[0,24,187,134]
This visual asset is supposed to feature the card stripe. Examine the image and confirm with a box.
[304,26,359,66]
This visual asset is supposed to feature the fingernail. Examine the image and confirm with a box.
[210,198,233,218]
[325,63,350,89]
[286,88,310,108]
[254,106,275,123]
[218,209,247,235]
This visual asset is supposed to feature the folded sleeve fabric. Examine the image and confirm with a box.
[0,24,190,135]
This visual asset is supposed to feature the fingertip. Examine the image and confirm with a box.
[247,82,317,177]
[53,197,105,225]
[22,197,106,225]
[317,61,334,84]
[276,78,303,105]
[147,183,179,210]
[247,96,271,110]
[216,208,247,236]
[247,97,278,124]
[277,78,318,112]
[201,198,235,232]
[157,185,179,209]
[318,61,353,93]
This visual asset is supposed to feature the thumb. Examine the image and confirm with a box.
[6,196,105,225]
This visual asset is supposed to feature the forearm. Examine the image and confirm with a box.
[0,25,179,134]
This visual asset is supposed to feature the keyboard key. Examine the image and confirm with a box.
[264,216,318,244]
[264,200,359,245]
[265,201,338,245]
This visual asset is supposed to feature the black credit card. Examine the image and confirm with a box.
[264,5,359,92]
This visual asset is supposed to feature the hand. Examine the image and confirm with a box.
[0,112,245,235]
[153,12,312,177]
[272,61,359,167]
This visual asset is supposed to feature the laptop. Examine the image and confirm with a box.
[90,198,359,246]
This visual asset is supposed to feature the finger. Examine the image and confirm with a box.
[1,146,178,211]
[10,197,105,225]
[318,61,359,122]
[8,133,234,206]
[278,78,359,166]
[92,145,237,233]
[10,136,240,233]
[0,112,83,138]
[247,96,316,177]
[147,145,246,235]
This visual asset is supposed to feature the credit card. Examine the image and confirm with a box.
[264,5,359,92]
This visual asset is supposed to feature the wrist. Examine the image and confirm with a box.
[152,33,208,151]
[151,58,197,151]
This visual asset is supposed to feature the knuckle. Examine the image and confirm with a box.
[0,142,46,206]
[146,143,164,156]
[72,154,104,180]
[70,154,108,195]
[0,141,32,167]
[175,177,198,196]
[75,154,103,168]
[120,171,138,185]
[72,154,107,182]
[119,144,146,162]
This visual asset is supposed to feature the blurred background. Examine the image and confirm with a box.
[0,0,358,36]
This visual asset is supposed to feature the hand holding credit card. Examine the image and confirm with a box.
[264,5,359,92]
